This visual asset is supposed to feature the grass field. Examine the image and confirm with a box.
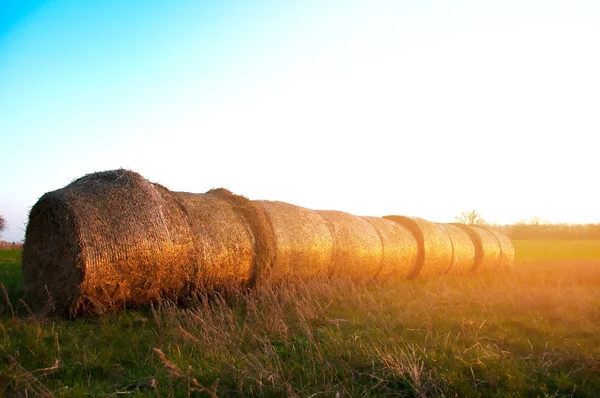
[1,241,600,396]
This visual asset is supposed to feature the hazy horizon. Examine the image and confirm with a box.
[1,0,599,242]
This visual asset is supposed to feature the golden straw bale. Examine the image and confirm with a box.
[317,210,383,278]
[452,224,502,271]
[440,224,476,274]
[172,189,275,290]
[361,217,418,279]
[23,170,197,316]
[254,200,334,281]
[23,168,513,317]
[205,190,276,285]
[383,216,453,278]
[487,229,515,268]
[22,170,275,317]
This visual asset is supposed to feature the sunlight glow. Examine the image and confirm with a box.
[1,0,599,241]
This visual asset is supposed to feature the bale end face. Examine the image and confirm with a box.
[22,196,84,316]
[23,169,200,316]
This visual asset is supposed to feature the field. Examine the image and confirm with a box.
[1,241,600,397]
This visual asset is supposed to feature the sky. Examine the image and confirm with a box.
[1,0,599,242]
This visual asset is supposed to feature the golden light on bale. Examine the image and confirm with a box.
[487,229,515,268]
[361,217,419,279]
[23,167,516,317]
[316,210,383,278]
[173,189,275,289]
[451,224,502,271]
[255,200,334,281]
[383,216,453,278]
[22,170,275,316]
[23,170,197,316]
[440,224,476,274]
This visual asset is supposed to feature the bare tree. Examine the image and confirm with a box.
[455,210,485,225]
[0,215,5,237]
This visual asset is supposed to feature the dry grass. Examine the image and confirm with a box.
[149,260,600,396]
[2,243,600,395]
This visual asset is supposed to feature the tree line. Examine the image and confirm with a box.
[504,222,600,240]
[455,211,600,240]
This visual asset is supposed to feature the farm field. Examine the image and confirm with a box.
[1,241,600,396]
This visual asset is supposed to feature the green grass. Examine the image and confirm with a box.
[1,242,600,396]
[0,249,24,310]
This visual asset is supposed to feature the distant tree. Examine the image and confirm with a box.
[0,215,5,236]
[455,210,485,225]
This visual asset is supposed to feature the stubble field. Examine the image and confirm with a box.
[1,240,600,396]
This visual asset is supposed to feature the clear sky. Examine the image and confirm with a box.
[1,0,599,242]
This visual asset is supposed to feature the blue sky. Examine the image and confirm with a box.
[1,0,599,242]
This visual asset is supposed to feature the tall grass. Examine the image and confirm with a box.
[1,245,600,396]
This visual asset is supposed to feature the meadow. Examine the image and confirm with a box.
[1,241,600,397]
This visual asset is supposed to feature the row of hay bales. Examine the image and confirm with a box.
[22,169,514,316]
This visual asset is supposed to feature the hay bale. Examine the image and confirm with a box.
[23,170,197,316]
[255,201,334,281]
[22,170,275,316]
[440,224,476,274]
[23,168,512,317]
[451,224,502,271]
[487,229,515,268]
[383,216,453,278]
[361,217,419,279]
[317,210,383,278]
[207,190,277,285]
[172,189,275,289]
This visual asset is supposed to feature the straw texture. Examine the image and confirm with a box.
[440,224,476,274]
[452,224,502,271]
[22,170,275,316]
[487,229,515,268]
[23,170,197,316]
[317,210,383,278]
[172,189,275,290]
[361,217,419,279]
[23,168,515,317]
[255,200,334,281]
[383,216,453,278]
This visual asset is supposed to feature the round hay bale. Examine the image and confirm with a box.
[361,217,419,279]
[451,224,502,271]
[440,224,476,274]
[486,229,515,268]
[22,170,275,316]
[206,190,276,285]
[172,189,275,290]
[317,210,383,278]
[255,200,334,281]
[23,169,197,316]
[383,216,453,278]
